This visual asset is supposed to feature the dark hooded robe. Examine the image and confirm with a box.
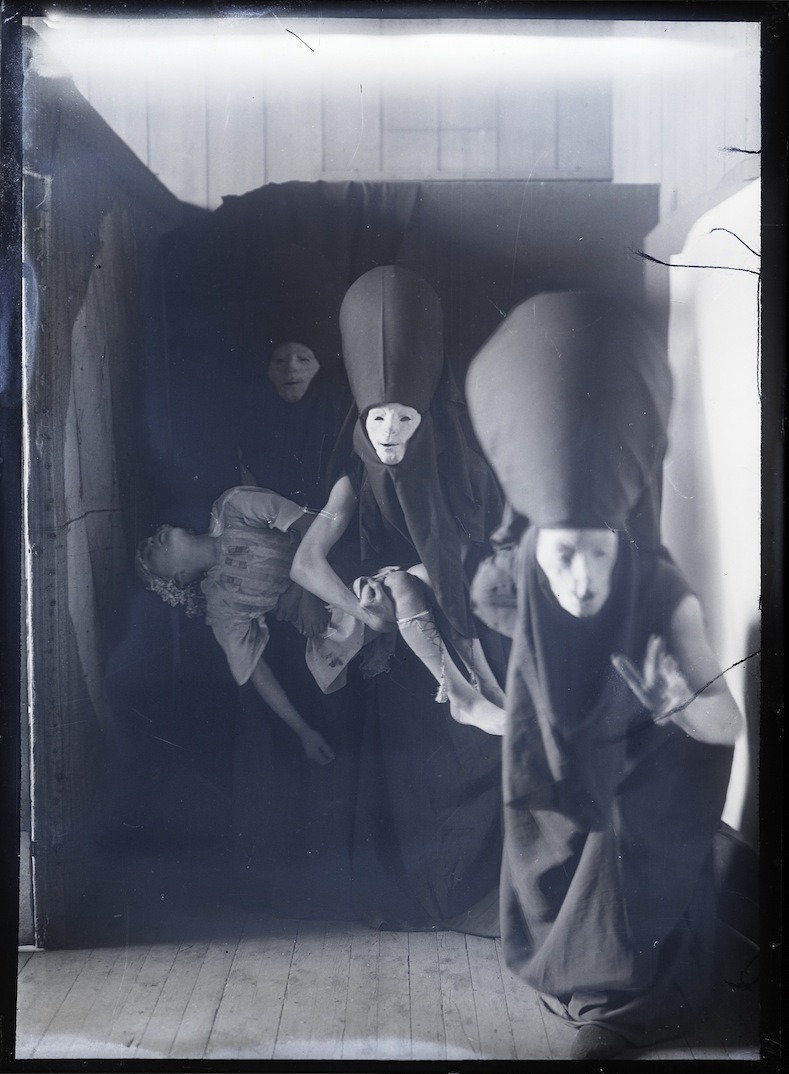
[339,265,505,934]
[466,291,734,1045]
[236,244,352,511]
[231,246,359,918]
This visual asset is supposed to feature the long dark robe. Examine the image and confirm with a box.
[232,617,361,919]
[232,374,358,917]
[332,266,506,934]
[475,529,733,1044]
[344,455,504,936]
[237,368,350,512]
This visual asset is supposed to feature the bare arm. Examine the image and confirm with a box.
[612,594,744,747]
[291,475,391,632]
[665,594,744,746]
[248,657,335,764]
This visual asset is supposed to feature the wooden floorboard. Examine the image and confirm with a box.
[204,912,296,1061]
[16,948,94,1058]
[495,938,552,1061]
[407,931,445,1060]
[307,921,352,1060]
[136,938,217,1058]
[437,930,480,1060]
[273,921,335,1060]
[168,915,247,1058]
[15,917,760,1062]
[340,924,380,1060]
[467,933,518,1060]
[374,930,411,1060]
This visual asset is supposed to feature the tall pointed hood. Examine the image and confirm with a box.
[340,265,444,414]
[466,291,671,530]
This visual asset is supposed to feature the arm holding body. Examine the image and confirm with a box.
[291,475,394,633]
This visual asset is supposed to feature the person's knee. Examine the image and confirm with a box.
[384,570,430,617]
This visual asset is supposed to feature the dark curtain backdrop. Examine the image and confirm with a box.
[101,179,659,931]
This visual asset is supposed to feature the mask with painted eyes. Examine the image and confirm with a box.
[364,404,422,464]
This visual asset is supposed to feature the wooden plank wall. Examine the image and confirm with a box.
[611,20,760,217]
[36,17,759,217]
[65,18,614,210]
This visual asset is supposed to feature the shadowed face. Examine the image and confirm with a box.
[267,342,320,402]
[364,403,422,464]
[536,528,619,618]
[138,525,194,586]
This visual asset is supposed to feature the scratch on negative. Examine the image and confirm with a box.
[284,27,314,52]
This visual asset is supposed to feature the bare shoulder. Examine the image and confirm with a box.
[667,593,723,690]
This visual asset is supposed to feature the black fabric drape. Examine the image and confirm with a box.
[475,529,733,1044]
[147,179,660,929]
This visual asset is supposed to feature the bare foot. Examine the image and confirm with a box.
[449,695,506,736]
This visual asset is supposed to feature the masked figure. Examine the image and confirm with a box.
[466,291,742,1059]
[293,265,506,934]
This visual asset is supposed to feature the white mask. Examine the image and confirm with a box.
[535,528,618,618]
[364,403,422,465]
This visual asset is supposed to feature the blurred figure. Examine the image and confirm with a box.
[467,291,742,1059]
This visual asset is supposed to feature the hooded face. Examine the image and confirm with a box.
[364,403,422,464]
[267,341,320,402]
[536,528,618,618]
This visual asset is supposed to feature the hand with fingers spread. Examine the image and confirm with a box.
[611,634,693,721]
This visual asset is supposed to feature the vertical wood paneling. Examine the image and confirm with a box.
[322,79,382,176]
[85,74,150,168]
[612,19,760,218]
[556,79,612,178]
[439,84,498,130]
[498,83,558,178]
[147,76,209,208]
[206,80,267,204]
[439,129,498,175]
[742,22,761,153]
[382,129,440,178]
[611,72,663,185]
[382,87,440,130]
[263,86,323,184]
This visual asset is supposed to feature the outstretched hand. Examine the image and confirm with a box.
[611,634,693,720]
[300,727,335,765]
